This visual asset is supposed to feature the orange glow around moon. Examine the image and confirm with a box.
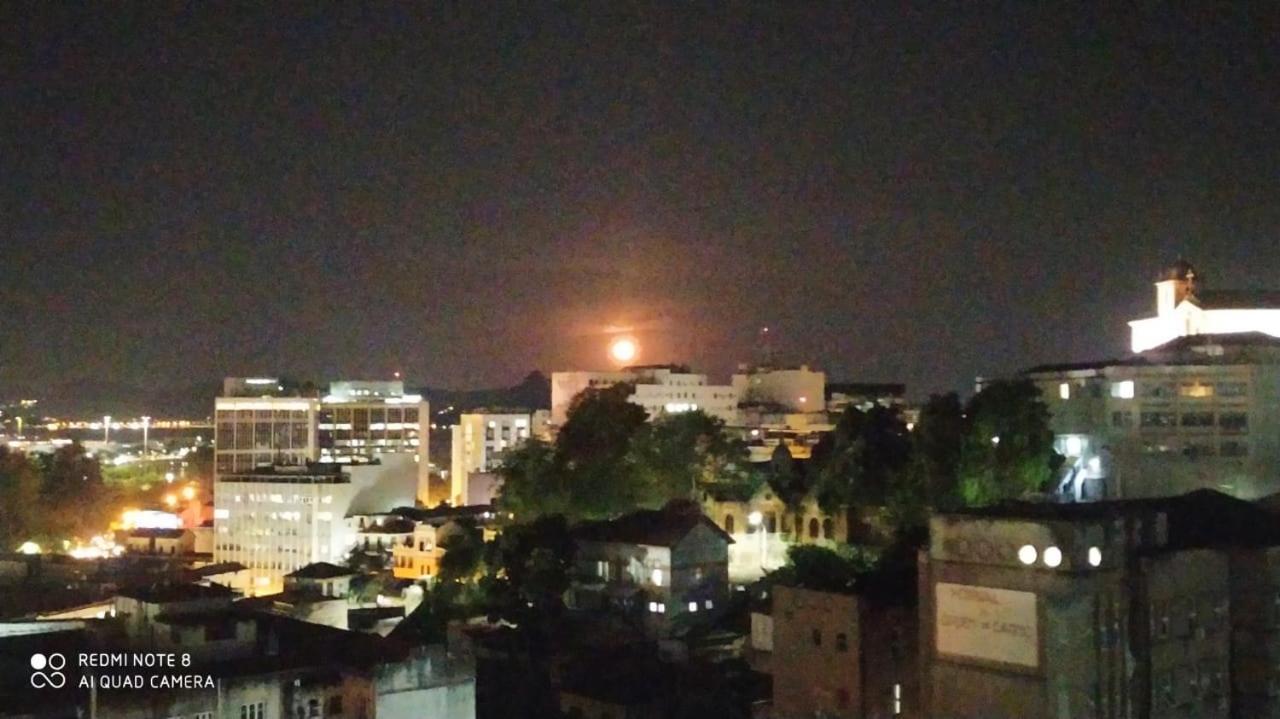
[609,337,638,364]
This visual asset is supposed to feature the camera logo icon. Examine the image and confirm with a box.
[30,653,67,689]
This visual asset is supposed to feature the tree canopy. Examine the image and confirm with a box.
[807,379,1061,533]
[498,387,757,521]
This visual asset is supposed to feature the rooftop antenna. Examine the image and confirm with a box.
[758,325,775,367]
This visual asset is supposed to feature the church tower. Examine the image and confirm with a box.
[1155,258,1199,316]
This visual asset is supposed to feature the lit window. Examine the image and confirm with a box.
[1111,380,1135,399]
[1018,545,1037,565]
[651,568,663,586]
[1088,547,1102,567]
[657,603,666,614]
[1043,546,1063,568]
[1059,383,1071,400]
[704,600,713,609]
[893,683,902,715]
[688,601,699,612]
[648,601,658,613]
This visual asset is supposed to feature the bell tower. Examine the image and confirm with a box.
[1155,258,1198,316]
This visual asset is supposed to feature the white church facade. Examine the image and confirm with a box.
[1129,259,1280,352]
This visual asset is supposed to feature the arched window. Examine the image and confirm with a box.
[836,632,848,652]
[823,518,835,540]
[724,515,735,534]
[765,512,777,533]
[808,518,820,539]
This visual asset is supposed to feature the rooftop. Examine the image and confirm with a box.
[1192,289,1280,310]
[1024,332,1280,374]
[943,489,1280,550]
[127,528,187,539]
[286,562,354,580]
[218,462,350,484]
[118,583,235,604]
[573,503,733,548]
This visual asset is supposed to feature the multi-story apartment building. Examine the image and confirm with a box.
[1026,262,1280,501]
[214,378,430,505]
[919,490,1280,719]
[1027,331,1280,501]
[550,365,739,426]
[448,410,549,507]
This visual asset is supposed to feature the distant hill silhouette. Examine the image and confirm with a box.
[418,371,550,423]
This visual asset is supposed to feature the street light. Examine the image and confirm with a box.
[141,416,151,458]
[103,416,112,443]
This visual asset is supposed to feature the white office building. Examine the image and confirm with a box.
[551,365,739,426]
[215,378,430,505]
[731,363,825,413]
[449,410,549,507]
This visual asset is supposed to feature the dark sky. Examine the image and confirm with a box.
[4,3,1280,410]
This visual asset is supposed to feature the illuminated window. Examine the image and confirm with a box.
[1059,383,1071,400]
[1088,547,1102,567]
[688,601,698,612]
[893,683,902,715]
[1110,380,1135,399]
[1179,383,1214,398]
[651,568,663,586]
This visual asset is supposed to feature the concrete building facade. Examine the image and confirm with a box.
[449,410,548,507]
[215,378,430,505]
[1026,333,1280,500]
[918,492,1280,719]
[551,366,739,427]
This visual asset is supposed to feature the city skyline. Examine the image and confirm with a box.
[5,4,1280,407]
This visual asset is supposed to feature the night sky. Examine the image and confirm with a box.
[4,4,1280,412]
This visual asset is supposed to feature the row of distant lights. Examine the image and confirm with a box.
[1018,544,1103,568]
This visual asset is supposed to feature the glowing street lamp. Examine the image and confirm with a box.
[181,486,196,501]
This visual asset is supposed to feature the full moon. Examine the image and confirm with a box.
[609,337,638,364]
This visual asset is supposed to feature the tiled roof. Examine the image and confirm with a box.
[573,504,733,547]
[285,562,354,579]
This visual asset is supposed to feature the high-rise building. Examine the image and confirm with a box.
[448,410,549,506]
[214,378,430,504]
[550,365,739,426]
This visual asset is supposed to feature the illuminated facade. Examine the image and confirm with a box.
[213,464,358,595]
[448,410,548,506]
[1129,260,1280,352]
[214,378,430,505]
[1027,333,1280,500]
[551,365,739,426]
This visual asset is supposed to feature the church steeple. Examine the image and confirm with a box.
[1155,258,1199,315]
